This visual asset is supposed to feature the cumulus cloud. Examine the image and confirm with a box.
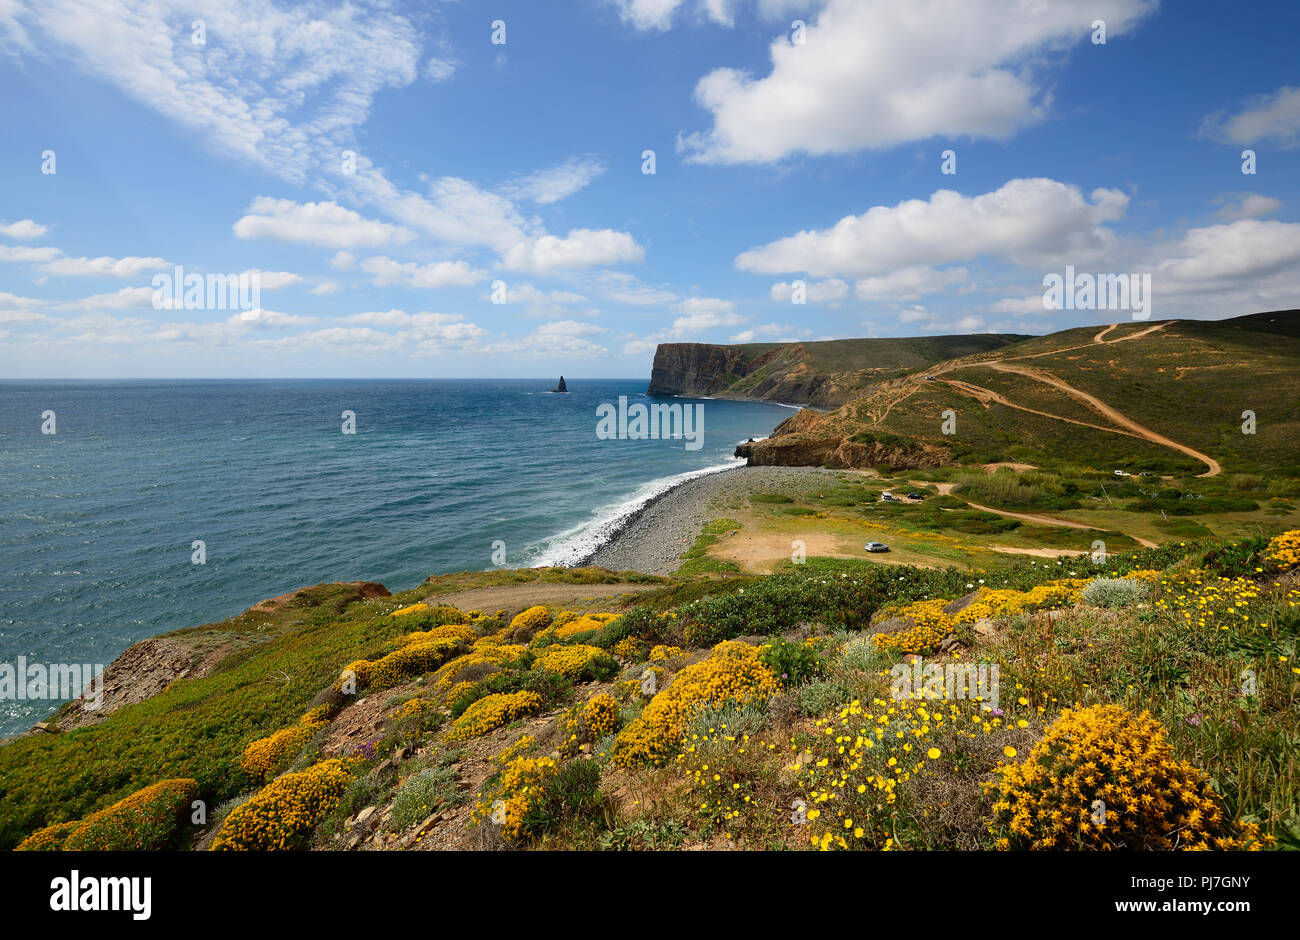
[679,0,1156,164]
[1200,86,1300,149]
[0,219,48,239]
[234,198,413,249]
[853,266,968,301]
[360,256,487,288]
[502,228,645,273]
[242,270,302,290]
[735,178,1129,278]
[0,244,61,263]
[770,278,848,303]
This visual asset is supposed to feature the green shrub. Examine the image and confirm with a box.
[1080,578,1148,609]
[389,766,462,831]
[759,636,823,686]
[797,680,852,717]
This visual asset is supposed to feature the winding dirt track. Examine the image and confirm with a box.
[907,320,1220,478]
[985,360,1221,477]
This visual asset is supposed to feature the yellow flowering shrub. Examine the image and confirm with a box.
[390,602,431,617]
[402,623,477,646]
[510,605,552,635]
[649,645,684,661]
[339,659,373,688]
[613,636,646,660]
[534,644,616,681]
[1264,529,1300,570]
[559,693,623,757]
[300,704,335,725]
[241,721,327,779]
[432,645,527,694]
[873,599,953,655]
[612,641,779,767]
[390,696,436,722]
[368,638,465,690]
[444,691,544,744]
[989,704,1271,850]
[211,759,355,851]
[14,820,80,851]
[554,616,606,639]
[61,779,199,851]
[472,755,560,840]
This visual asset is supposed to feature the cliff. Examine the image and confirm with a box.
[647,333,1030,410]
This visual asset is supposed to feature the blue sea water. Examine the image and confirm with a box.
[0,379,794,736]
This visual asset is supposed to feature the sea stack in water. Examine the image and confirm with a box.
[551,375,568,393]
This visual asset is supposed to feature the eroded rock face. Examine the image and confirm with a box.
[647,343,750,398]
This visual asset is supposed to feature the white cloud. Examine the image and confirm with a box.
[623,298,745,354]
[0,218,48,239]
[679,0,1155,164]
[0,244,61,263]
[503,228,645,273]
[425,56,457,82]
[242,269,301,290]
[61,286,162,309]
[591,272,678,306]
[1213,193,1281,222]
[345,171,529,255]
[1200,86,1300,149]
[1155,219,1300,290]
[40,255,169,277]
[330,251,357,270]
[731,321,810,342]
[770,278,848,302]
[360,256,487,288]
[234,197,413,249]
[310,280,342,295]
[612,0,688,30]
[339,309,414,328]
[736,178,1129,278]
[674,297,738,323]
[501,157,606,205]
[853,266,968,301]
[494,319,610,358]
[0,0,424,184]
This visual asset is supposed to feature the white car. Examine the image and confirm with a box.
[864,541,890,553]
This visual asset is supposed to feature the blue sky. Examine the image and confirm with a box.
[1,0,1298,378]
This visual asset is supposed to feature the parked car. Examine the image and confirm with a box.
[906,492,925,500]
[864,541,890,553]
[880,493,895,501]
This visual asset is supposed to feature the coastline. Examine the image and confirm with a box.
[575,464,851,575]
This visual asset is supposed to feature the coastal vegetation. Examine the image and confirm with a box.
[4,526,1297,852]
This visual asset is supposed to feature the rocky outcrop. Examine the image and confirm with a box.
[647,343,751,398]
[17,580,391,738]
[734,408,950,470]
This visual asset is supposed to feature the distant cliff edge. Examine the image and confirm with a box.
[647,334,1030,411]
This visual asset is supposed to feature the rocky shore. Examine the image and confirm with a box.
[577,464,851,575]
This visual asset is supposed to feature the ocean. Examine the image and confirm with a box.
[0,379,794,736]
